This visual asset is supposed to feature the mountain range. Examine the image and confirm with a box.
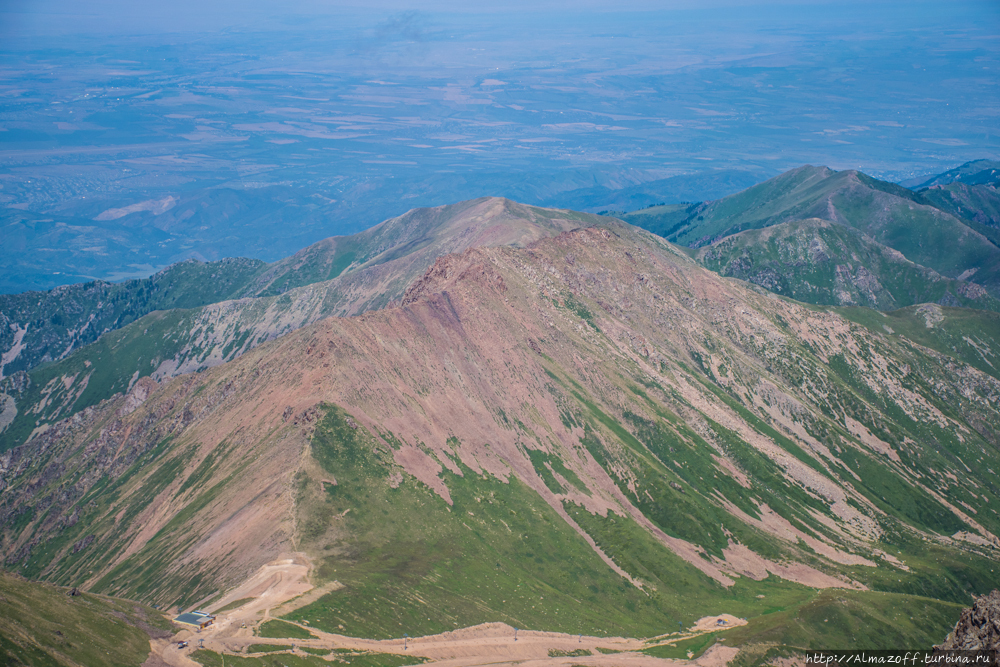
[624,161,1000,309]
[1,161,999,665]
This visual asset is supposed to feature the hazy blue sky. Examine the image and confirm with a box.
[3,0,998,36]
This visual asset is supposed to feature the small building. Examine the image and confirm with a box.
[174,610,215,629]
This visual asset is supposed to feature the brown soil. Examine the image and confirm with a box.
[156,617,747,667]
[148,560,750,667]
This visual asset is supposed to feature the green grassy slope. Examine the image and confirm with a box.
[0,257,265,377]
[659,591,964,664]
[0,308,207,450]
[623,166,1000,295]
[834,304,1000,386]
[0,572,168,666]
[695,218,1000,312]
[622,165,840,245]
[920,183,1000,229]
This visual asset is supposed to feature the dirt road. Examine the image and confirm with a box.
[147,554,745,667]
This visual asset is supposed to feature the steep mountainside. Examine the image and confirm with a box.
[1,222,996,656]
[0,572,169,666]
[935,589,1000,651]
[0,199,610,449]
[0,257,266,379]
[920,182,1000,229]
[695,218,1000,312]
[1,198,605,385]
[622,166,1000,296]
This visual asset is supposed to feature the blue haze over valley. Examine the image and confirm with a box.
[0,0,998,291]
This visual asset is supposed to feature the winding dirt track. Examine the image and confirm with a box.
[146,555,744,667]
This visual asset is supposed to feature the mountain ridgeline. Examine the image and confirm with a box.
[0,164,998,662]
[0,198,611,448]
[624,161,1000,310]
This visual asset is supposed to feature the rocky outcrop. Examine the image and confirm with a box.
[937,590,1000,651]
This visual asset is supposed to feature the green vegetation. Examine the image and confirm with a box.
[625,165,1000,298]
[191,649,425,667]
[567,504,818,622]
[561,293,597,328]
[642,590,962,663]
[247,644,291,653]
[549,647,591,657]
[282,403,978,650]
[721,590,962,656]
[257,619,317,639]
[3,201,997,661]
[920,182,1000,229]
[836,304,1000,382]
[0,572,168,667]
[287,406,725,639]
[0,257,266,377]
[0,307,197,450]
[643,633,721,659]
[214,597,255,613]
[525,448,587,494]
[695,218,1000,313]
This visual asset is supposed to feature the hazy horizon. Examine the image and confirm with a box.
[1,0,998,290]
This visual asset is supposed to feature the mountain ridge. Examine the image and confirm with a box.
[695,218,1000,312]
[623,164,1000,301]
[2,222,996,655]
[0,198,613,448]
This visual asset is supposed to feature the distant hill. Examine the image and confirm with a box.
[623,165,1000,299]
[919,182,1000,229]
[539,168,773,214]
[695,218,1000,312]
[0,257,265,378]
[905,159,1000,189]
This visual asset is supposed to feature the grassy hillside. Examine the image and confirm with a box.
[0,571,168,666]
[834,304,1000,387]
[0,257,265,378]
[623,166,1000,296]
[920,183,1000,229]
[695,218,1000,312]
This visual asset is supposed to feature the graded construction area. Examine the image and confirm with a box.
[149,555,746,667]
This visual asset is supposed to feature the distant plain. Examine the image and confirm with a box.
[2,1,999,291]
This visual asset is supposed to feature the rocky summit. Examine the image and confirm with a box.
[936,590,1000,652]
